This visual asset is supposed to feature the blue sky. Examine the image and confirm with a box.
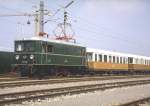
[0,0,150,56]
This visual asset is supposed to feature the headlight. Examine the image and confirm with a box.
[30,55,34,59]
[15,55,19,60]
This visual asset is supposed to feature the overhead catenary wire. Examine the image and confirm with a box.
[66,13,150,50]
[75,26,142,50]
[0,1,149,56]
[68,13,150,48]
[52,15,149,53]
[0,4,29,14]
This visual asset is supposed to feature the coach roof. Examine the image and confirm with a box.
[87,48,150,60]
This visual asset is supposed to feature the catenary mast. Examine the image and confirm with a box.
[0,0,75,41]
[0,1,48,37]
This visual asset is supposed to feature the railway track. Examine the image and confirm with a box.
[120,97,150,106]
[0,79,150,105]
[0,75,150,88]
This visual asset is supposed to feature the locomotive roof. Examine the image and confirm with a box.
[16,37,85,47]
[87,48,150,60]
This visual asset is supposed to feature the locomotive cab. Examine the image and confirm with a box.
[14,40,38,77]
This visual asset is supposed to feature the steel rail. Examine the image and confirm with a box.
[0,79,150,105]
[119,97,150,106]
[0,75,150,88]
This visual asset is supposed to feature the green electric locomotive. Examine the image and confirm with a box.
[14,37,86,77]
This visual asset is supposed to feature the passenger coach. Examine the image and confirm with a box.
[86,48,150,74]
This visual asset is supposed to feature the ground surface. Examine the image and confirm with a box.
[2,78,150,106]
[8,84,150,106]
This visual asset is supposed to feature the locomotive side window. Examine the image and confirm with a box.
[42,44,47,53]
[47,45,53,52]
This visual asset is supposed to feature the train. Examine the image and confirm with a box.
[12,36,150,77]
[0,51,14,74]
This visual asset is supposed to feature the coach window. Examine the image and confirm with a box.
[123,58,126,64]
[128,57,133,64]
[99,54,102,62]
[109,56,112,63]
[117,57,119,63]
[113,56,116,63]
[104,55,107,62]
[95,54,97,62]
[120,57,122,64]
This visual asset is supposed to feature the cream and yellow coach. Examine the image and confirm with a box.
[86,48,150,75]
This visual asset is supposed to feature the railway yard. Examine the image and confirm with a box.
[0,75,149,106]
[0,0,150,106]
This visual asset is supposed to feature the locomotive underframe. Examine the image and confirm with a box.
[14,64,87,77]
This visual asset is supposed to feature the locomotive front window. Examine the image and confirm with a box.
[16,42,34,52]
[25,43,34,52]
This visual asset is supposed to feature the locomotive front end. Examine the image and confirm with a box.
[14,40,37,77]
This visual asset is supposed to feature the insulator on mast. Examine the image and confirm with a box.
[53,11,75,42]
[27,20,31,25]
